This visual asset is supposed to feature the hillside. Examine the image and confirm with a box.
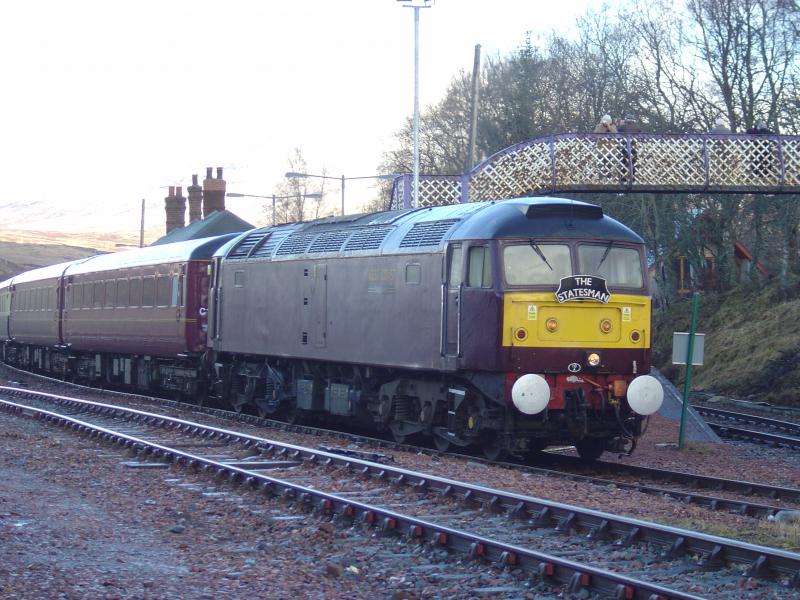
[652,281,800,406]
[0,241,99,281]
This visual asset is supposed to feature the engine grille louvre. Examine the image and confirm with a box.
[275,233,317,256]
[344,226,394,251]
[308,230,351,254]
[227,232,269,259]
[249,231,293,259]
[398,219,459,248]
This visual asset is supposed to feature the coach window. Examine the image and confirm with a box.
[73,284,83,310]
[105,280,116,308]
[129,278,142,307]
[142,276,155,307]
[117,279,129,308]
[47,287,54,310]
[170,275,179,307]
[447,245,463,287]
[82,283,92,309]
[93,281,104,309]
[156,275,171,307]
[467,246,492,288]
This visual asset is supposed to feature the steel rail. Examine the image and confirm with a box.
[2,386,800,592]
[706,422,800,450]
[1,366,798,514]
[694,405,800,437]
[0,396,703,600]
[545,454,800,503]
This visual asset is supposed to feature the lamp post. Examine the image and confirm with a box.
[226,191,322,225]
[284,172,394,216]
[139,198,145,247]
[397,0,432,208]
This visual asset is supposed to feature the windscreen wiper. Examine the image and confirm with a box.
[529,240,553,271]
[596,240,613,271]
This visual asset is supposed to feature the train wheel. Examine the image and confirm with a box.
[575,438,605,461]
[481,434,506,462]
[433,435,451,453]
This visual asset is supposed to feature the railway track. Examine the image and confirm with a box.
[693,406,800,450]
[2,386,800,599]
[3,363,800,519]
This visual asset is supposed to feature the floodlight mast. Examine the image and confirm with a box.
[397,0,433,208]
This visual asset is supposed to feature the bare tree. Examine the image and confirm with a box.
[270,148,328,225]
[686,0,799,131]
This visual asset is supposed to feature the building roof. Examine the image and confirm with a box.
[150,210,255,246]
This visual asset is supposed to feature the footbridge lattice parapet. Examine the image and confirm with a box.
[390,132,800,209]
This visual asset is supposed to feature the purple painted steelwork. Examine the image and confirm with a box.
[390,132,800,208]
[459,173,469,204]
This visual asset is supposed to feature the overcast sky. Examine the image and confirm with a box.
[0,0,596,238]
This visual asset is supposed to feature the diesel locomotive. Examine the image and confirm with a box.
[0,197,663,460]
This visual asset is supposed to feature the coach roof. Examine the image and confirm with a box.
[10,259,90,285]
[66,234,238,276]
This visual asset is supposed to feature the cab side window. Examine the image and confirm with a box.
[447,245,463,288]
[467,246,492,288]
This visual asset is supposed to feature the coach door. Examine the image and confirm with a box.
[442,244,463,358]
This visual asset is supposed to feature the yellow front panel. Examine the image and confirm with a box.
[503,292,651,349]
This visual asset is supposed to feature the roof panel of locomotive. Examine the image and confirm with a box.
[65,234,238,277]
[219,197,643,262]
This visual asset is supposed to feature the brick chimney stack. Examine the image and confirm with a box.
[187,174,203,223]
[202,166,226,218]
[165,186,186,234]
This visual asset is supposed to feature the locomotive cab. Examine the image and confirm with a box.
[495,225,662,458]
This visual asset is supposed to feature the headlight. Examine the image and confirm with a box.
[545,318,558,332]
[511,374,550,415]
[587,352,601,367]
[627,375,664,415]
[599,319,612,334]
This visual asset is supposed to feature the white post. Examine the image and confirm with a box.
[413,6,420,209]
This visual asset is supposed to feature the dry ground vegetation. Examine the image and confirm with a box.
[0,240,97,281]
[653,280,800,406]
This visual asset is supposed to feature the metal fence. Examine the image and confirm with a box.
[389,133,800,209]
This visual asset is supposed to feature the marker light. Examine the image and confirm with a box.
[515,328,528,341]
[599,319,612,334]
[511,374,550,415]
[630,330,641,342]
[545,318,558,333]
[587,352,601,367]
[627,375,664,415]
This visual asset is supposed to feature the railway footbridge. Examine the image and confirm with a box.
[390,132,800,208]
